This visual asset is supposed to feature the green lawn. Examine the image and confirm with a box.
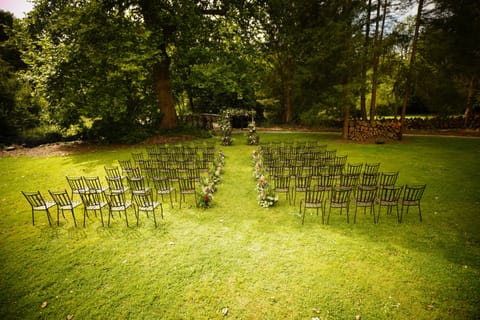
[1,132,479,319]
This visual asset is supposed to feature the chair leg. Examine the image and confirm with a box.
[418,205,422,222]
[71,209,77,227]
[99,209,105,227]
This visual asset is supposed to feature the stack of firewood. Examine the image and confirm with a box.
[348,120,402,142]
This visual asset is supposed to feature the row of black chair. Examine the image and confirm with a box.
[257,144,426,225]
[22,175,164,228]
[299,183,426,225]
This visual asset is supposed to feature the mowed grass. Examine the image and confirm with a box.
[0,132,479,319]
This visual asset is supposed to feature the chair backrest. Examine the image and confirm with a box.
[49,189,73,206]
[66,176,86,192]
[22,191,47,208]
[315,174,334,189]
[304,188,328,203]
[151,167,169,180]
[333,155,348,166]
[127,167,143,179]
[364,163,380,175]
[273,174,290,189]
[127,176,148,191]
[330,186,352,204]
[403,184,426,201]
[131,152,144,162]
[118,159,134,171]
[346,163,363,176]
[108,192,128,207]
[295,174,311,188]
[80,191,103,206]
[360,172,379,186]
[355,185,377,202]
[328,164,344,176]
[378,185,403,202]
[153,176,171,190]
[83,176,104,191]
[105,166,122,179]
[179,177,196,191]
[106,176,127,192]
[133,192,155,208]
[340,174,359,188]
[379,172,399,187]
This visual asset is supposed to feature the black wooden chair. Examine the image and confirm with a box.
[178,177,197,208]
[375,185,404,223]
[400,184,426,222]
[300,187,329,225]
[352,185,377,223]
[80,192,108,227]
[133,192,162,228]
[272,174,291,204]
[49,189,82,227]
[152,176,176,207]
[107,192,136,227]
[66,176,88,200]
[21,191,56,226]
[327,186,352,224]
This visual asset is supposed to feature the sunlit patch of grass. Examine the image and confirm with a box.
[0,133,479,319]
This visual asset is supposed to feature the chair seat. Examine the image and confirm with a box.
[138,202,161,211]
[110,203,133,211]
[58,201,82,210]
[33,202,56,210]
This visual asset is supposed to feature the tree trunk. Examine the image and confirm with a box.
[342,0,353,140]
[369,0,382,126]
[464,77,477,128]
[153,57,178,129]
[400,0,424,132]
[284,56,293,124]
[360,0,372,120]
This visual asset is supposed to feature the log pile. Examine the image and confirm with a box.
[348,120,402,142]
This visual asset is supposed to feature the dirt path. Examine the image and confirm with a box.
[1,128,478,158]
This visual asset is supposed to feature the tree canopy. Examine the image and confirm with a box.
[1,0,479,143]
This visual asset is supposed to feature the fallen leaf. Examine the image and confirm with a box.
[222,307,229,316]
[41,301,48,308]
[66,314,74,320]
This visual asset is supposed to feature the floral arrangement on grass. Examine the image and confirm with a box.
[218,111,233,146]
[252,149,278,207]
[246,121,259,145]
[196,150,226,208]
[256,175,278,208]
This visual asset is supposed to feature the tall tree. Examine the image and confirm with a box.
[360,0,372,120]
[400,0,424,130]
[425,0,480,127]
